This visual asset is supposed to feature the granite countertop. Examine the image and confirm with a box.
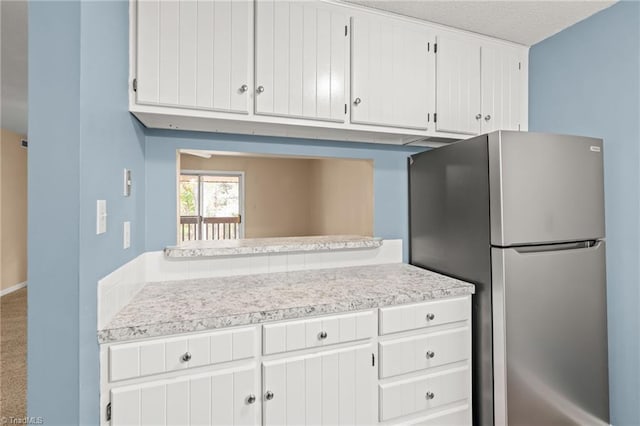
[164,235,383,258]
[99,263,474,344]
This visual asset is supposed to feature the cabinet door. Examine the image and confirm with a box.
[262,344,376,425]
[351,15,434,130]
[136,0,251,113]
[435,35,481,135]
[481,45,524,133]
[110,366,258,425]
[255,0,347,122]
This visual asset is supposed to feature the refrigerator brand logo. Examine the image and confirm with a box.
[590,146,601,152]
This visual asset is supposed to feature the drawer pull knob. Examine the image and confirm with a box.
[426,313,435,321]
[181,352,192,362]
[318,331,328,340]
[426,350,435,359]
[425,391,435,400]
[265,390,274,401]
[246,394,256,404]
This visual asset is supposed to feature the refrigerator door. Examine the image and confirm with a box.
[492,241,609,426]
[488,131,605,246]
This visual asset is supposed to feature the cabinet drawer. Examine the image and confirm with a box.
[379,297,470,335]
[263,311,374,355]
[379,366,470,421]
[109,327,256,382]
[405,405,471,425]
[379,327,470,379]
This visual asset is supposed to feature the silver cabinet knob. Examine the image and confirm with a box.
[318,331,328,340]
[181,352,192,362]
[425,391,435,400]
[354,97,362,105]
[256,85,265,93]
[246,394,256,404]
[425,313,435,321]
[485,114,492,121]
[475,113,482,120]
[426,350,435,359]
[265,390,274,401]
[239,84,249,93]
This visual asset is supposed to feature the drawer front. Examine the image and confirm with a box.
[406,405,471,425]
[109,327,256,382]
[379,366,470,421]
[263,311,374,355]
[379,327,470,379]
[379,297,470,335]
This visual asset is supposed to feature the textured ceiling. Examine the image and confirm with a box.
[1,0,28,136]
[341,0,616,45]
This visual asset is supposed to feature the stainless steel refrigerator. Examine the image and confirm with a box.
[409,131,609,426]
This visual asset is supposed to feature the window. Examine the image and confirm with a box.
[179,172,244,242]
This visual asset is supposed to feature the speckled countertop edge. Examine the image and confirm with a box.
[98,263,474,344]
[164,235,383,258]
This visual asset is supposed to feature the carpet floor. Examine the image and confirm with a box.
[1,288,27,418]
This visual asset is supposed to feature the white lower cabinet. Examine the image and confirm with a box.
[110,365,258,426]
[102,296,472,426]
[262,344,376,425]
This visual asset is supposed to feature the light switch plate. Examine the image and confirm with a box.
[96,200,107,234]
[123,169,132,197]
[123,221,131,249]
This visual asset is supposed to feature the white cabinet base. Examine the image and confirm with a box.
[101,297,472,426]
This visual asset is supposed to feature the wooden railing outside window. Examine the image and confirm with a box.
[180,216,241,242]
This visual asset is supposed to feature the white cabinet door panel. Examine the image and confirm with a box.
[178,0,197,107]
[435,35,481,135]
[136,0,251,113]
[255,0,347,122]
[262,344,376,425]
[211,372,234,425]
[351,16,433,130]
[158,1,179,105]
[136,0,160,105]
[481,45,523,133]
[110,366,258,426]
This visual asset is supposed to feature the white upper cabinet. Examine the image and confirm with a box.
[480,45,524,133]
[135,0,252,114]
[435,34,526,135]
[351,15,435,130]
[255,0,347,122]
[435,35,482,135]
[131,0,529,144]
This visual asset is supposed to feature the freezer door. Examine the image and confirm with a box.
[492,241,609,426]
[488,131,605,246]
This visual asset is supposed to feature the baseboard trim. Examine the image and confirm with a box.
[0,281,27,297]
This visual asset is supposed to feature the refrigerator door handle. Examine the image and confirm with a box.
[513,240,601,254]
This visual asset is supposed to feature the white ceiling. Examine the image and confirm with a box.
[0,0,616,137]
[1,0,28,136]
[341,0,616,46]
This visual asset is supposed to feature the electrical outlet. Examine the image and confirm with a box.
[96,200,107,235]
[123,221,131,249]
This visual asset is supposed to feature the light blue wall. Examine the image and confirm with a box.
[28,1,146,424]
[529,2,640,424]
[29,1,422,422]
[28,2,81,423]
[145,130,424,261]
